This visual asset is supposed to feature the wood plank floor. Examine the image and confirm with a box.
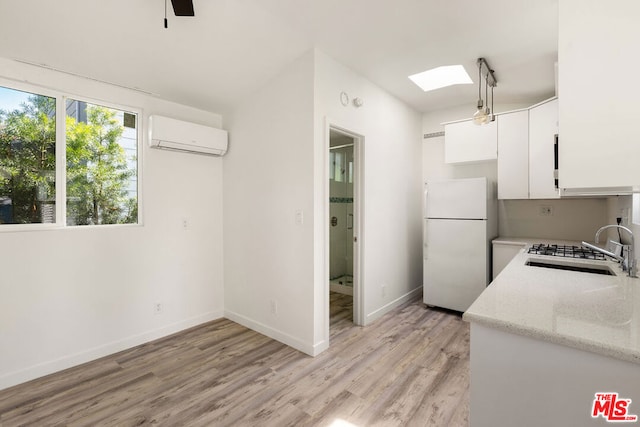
[0,293,469,426]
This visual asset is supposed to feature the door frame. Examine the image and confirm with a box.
[325,121,365,330]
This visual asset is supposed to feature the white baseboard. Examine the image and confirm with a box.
[1,288,424,391]
[223,309,316,357]
[364,286,422,326]
[312,339,329,356]
[0,310,224,391]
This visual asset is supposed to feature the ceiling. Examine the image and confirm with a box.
[0,0,558,115]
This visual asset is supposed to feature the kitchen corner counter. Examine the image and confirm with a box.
[463,246,640,365]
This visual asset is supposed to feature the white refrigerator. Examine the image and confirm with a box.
[423,177,497,312]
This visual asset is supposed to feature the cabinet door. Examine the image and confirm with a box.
[492,242,526,280]
[444,120,497,164]
[559,0,640,189]
[529,99,559,199]
[497,111,529,199]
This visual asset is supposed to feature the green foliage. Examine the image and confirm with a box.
[66,105,136,225]
[0,95,137,225]
[0,95,56,224]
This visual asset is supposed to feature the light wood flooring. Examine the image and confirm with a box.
[0,293,470,426]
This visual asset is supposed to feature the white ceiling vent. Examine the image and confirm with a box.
[149,115,228,156]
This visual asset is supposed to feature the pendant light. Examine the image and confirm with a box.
[473,58,497,125]
[472,61,486,125]
[478,73,492,125]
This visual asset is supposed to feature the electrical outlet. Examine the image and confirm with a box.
[270,299,278,315]
[539,205,553,216]
[381,284,387,297]
[182,218,188,230]
[154,301,163,315]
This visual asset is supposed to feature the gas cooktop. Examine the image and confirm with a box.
[527,243,606,261]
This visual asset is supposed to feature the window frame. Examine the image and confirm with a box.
[0,77,143,231]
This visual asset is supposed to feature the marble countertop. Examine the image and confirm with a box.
[463,242,640,364]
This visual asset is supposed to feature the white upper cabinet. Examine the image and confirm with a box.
[558,0,640,190]
[497,110,529,199]
[496,99,559,200]
[444,119,497,164]
[529,99,559,199]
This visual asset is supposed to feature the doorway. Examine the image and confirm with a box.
[328,127,363,332]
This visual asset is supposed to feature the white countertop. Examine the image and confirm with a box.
[464,243,640,364]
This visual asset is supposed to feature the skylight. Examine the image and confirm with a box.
[408,65,473,92]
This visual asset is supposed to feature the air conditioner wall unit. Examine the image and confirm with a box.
[149,115,228,156]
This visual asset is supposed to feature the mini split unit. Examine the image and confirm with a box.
[149,115,228,156]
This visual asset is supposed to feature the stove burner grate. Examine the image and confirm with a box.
[527,243,606,260]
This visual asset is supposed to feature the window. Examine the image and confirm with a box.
[0,86,57,224]
[330,151,345,182]
[0,83,139,228]
[65,100,138,225]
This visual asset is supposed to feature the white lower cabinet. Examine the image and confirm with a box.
[492,241,526,280]
[470,323,640,427]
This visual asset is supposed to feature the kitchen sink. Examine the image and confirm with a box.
[525,258,616,276]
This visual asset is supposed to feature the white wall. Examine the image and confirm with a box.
[224,49,423,355]
[0,58,225,390]
[498,199,607,240]
[223,51,316,354]
[606,195,639,268]
[313,50,423,338]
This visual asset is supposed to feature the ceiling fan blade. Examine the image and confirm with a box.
[171,0,194,16]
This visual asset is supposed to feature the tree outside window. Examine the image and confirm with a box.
[66,100,138,225]
[0,86,138,226]
[0,90,56,224]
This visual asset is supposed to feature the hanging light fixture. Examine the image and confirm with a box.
[472,61,485,125]
[472,58,497,125]
[478,73,492,125]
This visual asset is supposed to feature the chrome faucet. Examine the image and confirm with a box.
[582,224,636,277]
